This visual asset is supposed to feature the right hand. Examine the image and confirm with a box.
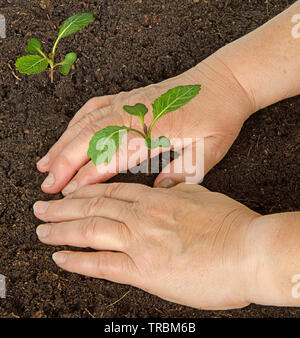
[37,54,255,195]
[34,182,260,310]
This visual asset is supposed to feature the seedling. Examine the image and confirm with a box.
[15,13,95,83]
[87,85,201,174]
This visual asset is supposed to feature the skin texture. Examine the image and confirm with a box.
[34,183,300,309]
[34,1,300,309]
[217,0,300,111]
[34,183,259,310]
[36,55,253,194]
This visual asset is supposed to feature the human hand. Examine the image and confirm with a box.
[34,183,260,310]
[37,54,254,195]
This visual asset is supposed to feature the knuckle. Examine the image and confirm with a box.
[88,107,111,123]
[119,256,133,275]
[80,217,98,242]
[129,192,146,214]
[129,202,139,219]
[103,183,122,198]
[87,97,101,108]
[147,200,172,221]
[96,107,111,119]
[138,192,166,218]
[81,110,98,126]
[127,92,148,105]
[145,204,163,218]
[83,196,105,217]
[130,201,157,221]
[67,118,87,135]
[126,85,158,104]
[78,123,99,141]
[95,253,132,279]
[117,223,131,251]
[95,254,110,278]
[113,91,127,101]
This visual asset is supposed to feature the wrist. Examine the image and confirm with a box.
[233,211,262,307]
[244,212,300,307]
[214,42,275,113]
[214,1,300,112]
[187,53,256,123]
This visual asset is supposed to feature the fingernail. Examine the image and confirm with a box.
[33,201,49,214]
[52,252,67,264]
[36,224,51,238]
[156,178,176,188]
[42,173,55,188]
[37,154,50,168]
[62,181,77,195]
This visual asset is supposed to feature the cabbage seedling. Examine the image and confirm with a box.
[15,13,95,83]
[87,85,201,174]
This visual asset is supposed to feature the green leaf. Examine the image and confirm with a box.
[87,126,128,166]
[25,38,42,53]
[58,13,95,40]
[145,136,171,149]
[152,85,201,122]
[60,52,77,75]
[123,103,148,119]
[15,55,49,75]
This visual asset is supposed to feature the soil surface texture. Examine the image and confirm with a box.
[0,0,299,318]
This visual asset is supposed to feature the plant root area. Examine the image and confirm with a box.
[0,0,299,318]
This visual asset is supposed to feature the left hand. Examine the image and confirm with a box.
[36,56,254,195]
[34,183,260,310]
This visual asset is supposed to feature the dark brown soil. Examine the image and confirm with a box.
[0,0,299,318]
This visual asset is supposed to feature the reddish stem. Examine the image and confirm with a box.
[50,68,54,84]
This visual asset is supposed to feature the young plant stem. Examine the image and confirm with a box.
[147,147,151,176]
[143,124,151,176]
[37,48,54,83]
[50,67,54,83]
[126,126,151,176]
[49,38,59,83]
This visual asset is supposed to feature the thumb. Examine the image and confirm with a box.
[154,140,204,188]
[154,136,227,188]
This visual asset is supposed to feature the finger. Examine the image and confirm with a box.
[202,134,232,174]
[36,217,129,252]
[37,97,114,173]
[61,140,149,196]
[68,95,114,128]
[154,135,230,188]
[154,140,205,188]
[33,196,130,223]
[66,182,150,202]
[37,108,112,173]
[61,161,115,195]
[40,112,127,194]
[52,251,140,285]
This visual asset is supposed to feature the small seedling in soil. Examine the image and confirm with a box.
[15,13,95,83]
[87,85,201,174]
